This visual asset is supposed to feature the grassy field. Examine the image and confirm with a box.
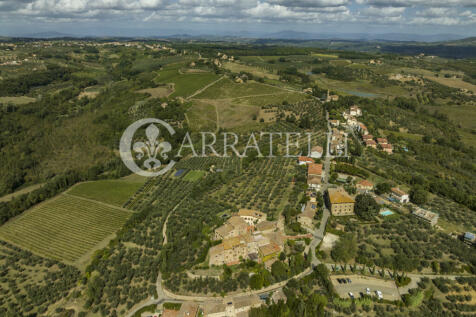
[0,96,36,104]
[311,53,338,59]
[235,91,309,107]
[0,194,132,264]
[187,100,218,131]
[187,78,307,130]
[155,63,220,98]
[313,75,408,98]
[193,78,285,99]
[137,84,174,98]
[423,104,476,131]
[422,104,476,146]
[222,61,280,80]
[183,170,206,182]
[68,179,145,207]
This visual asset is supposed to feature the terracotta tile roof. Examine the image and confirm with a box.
[308,163,323,175]
[377,138,388,144]
[381,143,393,149]
[357,179,373,187]
[391,187,407,197]
[228,216,249,229]
[238,209,266,219]
[365,139,377,145]
[259,243,281,256]
[209,244,224,257]
[362,134,373,140]
[264,232,285,246]
[307,175,322,185]
[328,188,355,204]
[311,145,323,152]
[215,224,233,237]
[256,221,277,232]
[298,156,314,163]
[223,236,245,250]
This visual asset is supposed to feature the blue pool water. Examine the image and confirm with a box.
[380,210,394,216]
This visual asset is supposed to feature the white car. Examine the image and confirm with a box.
[349,292,354,299]
[366,288,370,295]
[376,290,383,299]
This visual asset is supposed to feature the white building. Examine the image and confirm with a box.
[310,146,323,159]
[391,187,409,204]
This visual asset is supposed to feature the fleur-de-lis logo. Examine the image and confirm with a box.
[120,118,176,177]
[132,124,172,170]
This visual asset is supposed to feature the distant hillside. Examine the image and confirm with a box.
[380,37,476,58]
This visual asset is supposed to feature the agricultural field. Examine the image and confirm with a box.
[349,213,475,274]
[183,170,206,182]
[0,194,132,264]
[154,63,220,98]
[78,85,102,99]
[193,77,285,99]
[175,157,241,173]
[209,158,298,218]
[68,178,146,207]
[137,84,174,98]
[0,240,81,316]
[0,96,36,104]
[222,61,280,80]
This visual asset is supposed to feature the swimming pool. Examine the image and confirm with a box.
[380,210,394,216]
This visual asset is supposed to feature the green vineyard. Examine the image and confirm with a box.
[0,195,132,263]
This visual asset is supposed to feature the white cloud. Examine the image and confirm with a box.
[410,16,463,25]
[357,0,476,8]
[0,0,474,27]
[362,6,405,16]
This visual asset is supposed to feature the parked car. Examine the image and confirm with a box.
[346,278,352,283]
[366,288,371,295]
[376,290,383,299]
[349,292,354,299]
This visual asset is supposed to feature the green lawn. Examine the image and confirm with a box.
[183,170,206,182]
[68,179,145,207]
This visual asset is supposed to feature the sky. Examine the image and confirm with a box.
[0,0,475,38]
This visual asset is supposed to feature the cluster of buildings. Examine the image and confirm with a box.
[362,135,393,154]
[209,209,284,268]
[330,128,348,156]
[338,104,394,155]
[217,52,235,61]
[0,54,38,66]
[342,105,366,132]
